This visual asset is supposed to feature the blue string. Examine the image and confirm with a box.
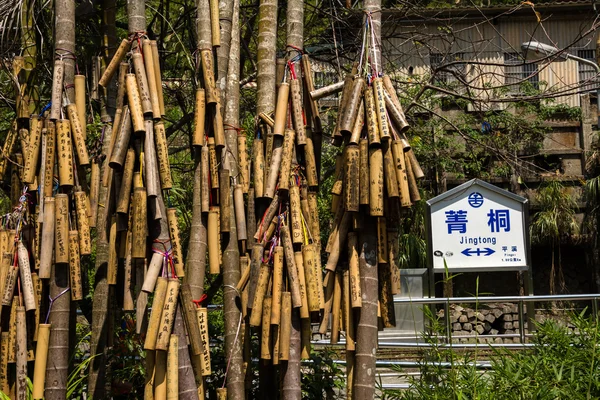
[39,102,51,117]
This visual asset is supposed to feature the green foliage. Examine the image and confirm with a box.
[384,311,600,400]
[301,348,346,399]
[530,180,579,246]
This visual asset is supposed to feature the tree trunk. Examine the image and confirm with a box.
[223,0,241,177]
[216,0,234,99]
[174,308,200,399]
[353,226,378,399]
[256,0,278,116]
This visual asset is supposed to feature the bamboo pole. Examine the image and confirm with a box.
[66,104,90,165]
[150,41,165,116]
[294,251,309,319]
[392,140,411,207]
[197,307,211,375]
[142,39,161,119]
[107,215,118,285]
[56,120,74,188]
[166,335,178,399]
[39,197,54,279]
[154,350,167,399]
[22,118,42,184]
[278,129,295,192]
[369,147,384,216]
[208,206,220,274]
[201,50,218,105]
[250,263,271,326]
[260,296,272,359]
[193,89,205,147]
[16,306,27,400]
[68,231,83,300]
[132,187,147,258]
[166,208,184,277]
[145,277,168,350]
[116,148,135,214]
[54,194,69,264]
[109,105,132,169]
[32,324,50,399]
[74,75,86,139]
[281,224,302,308]
[49,60,64,120]
[126,74,145,133]
[74,190,91,254]
[372,78,391,140]
[99,38,130,87]
[156,279,180,351]
[279,292,292,361]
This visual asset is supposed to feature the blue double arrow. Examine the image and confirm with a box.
[461,247,495,256]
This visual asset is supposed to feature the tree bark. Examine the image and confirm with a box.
[174,307,200,399]
[353,226,378,399]
[216,0,235,98]
[282,309,302,400]
[256,0,278,116]
[223,0,241,177]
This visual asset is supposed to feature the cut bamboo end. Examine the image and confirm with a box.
[99,38,130,87]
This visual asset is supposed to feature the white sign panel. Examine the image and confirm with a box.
[428,180,528,272]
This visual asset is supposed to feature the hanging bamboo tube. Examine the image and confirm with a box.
[42,123,56,197]
[154,350,167,399]
[207,137,219,190]
[349,100,365,145]
[377,218,388,264]
[54,193,69,263]
[7,297,16,363]
[142,39,161,119]
[209,0,220,46]
[383,90,408,133]
[117,148,136,214]
[16,306,26,399]
[0,128,16,179]
[252,138,265,198]
[343,270,355,351]
[154,122,173,190]
[325,211,352,272]
[382,75,409,133]
[260,296,272,360]
[144,350,155,400]
[280,224,302,308]
[179,284,203,357]
[250,263,271,326]
[56,119,74,188]
[307,192,320,246]
[22,119,41,184]
[107,216,118,285]
[304,137,319,188]
[348,233,362,309]
[123,231,134,311]
[68,230,83,301]
[405,151,421,202]
[17,241,35,311]
[156,279,180,351]
[150,41,165,116]
[278,129,295,192]
[193,88,206,147]
[234,184,247,242]
[309,81,345,100]
[358,139,370,206]
[201,50,218,105]
[142,252,164,293]
[126,74,145,133]
[109,106,132,169]
[99,38,130,87]
[391,140,411,207]
[270,246,284,325]
[166,335,178,399]
[279,292,292,361]
[201,146,210,212]
[32,323,50,399]
[340,77,365,135]
[369,147,384,216]
[49,60,64,120]
[364,86,380,146]
[208,206,220,274]
[166,208,184,278]
[145,277,168,350]
[0,332,7,392]
[290,185,303,244]
[382,140,399,198]
[132,187,148,258]
[273,82,290,137]
[39,197,54,279]
[302,244,321,312]
[295,251,309,319]
[264,139,283,199]
[238,135,249,193]
[219,169,230,233]
[290,79,306,144]
[144,120,160,198]
[254,193,280,240]
[259,113,274,128]
[345,144,360,212]
[213,91,226,149]
[74,191,91,254]
[66,104,90,166]
[407,149,425,180]
[331,272,343,343]
[197,307,211,375]
[372,78,391,140]
[74,75,86,139]
[132,52,153,115]
[2,263,17,306]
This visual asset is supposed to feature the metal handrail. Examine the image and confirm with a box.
[393,293,600,304]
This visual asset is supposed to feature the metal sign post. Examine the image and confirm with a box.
[426,179,533,298]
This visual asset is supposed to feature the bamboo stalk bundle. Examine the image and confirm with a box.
[391,140,411,207]
[340,77,365,135]
[382,140,399,198]
[382,75,409,133]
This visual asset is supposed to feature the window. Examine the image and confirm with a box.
[577,49,597,93]
[429,53,466,85]
[504,52,539,90]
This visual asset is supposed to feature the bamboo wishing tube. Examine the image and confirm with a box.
[56,120,74,188]
[144,277,168,350]
[331,272,342,344]
[201,146,210,212]
[132,187,148,258]
[16,306,27,398]
[39,197,54,279]
[74,191,91,254]
[154,350,167,399]
[304,137,319,188]
[303,244,321,313]
[123,231,134,311]
[156,279,180,351]
[66,104,90,166]
[180,284,202,355]
[307,192,320,246]
[264,137,283,199]
[260,296,272,360]
[197,307,211,375]
[17,241,35,311]
[325,211,352,272]
[349,99,365,145]
[132,52,153,115]
[340,77,365,135]
[126,74,145,133]
[43,123,56,197]
[279,292,291,361]
[213,91,226,149]
[405,151,421,202]
[109,106,133,169]
[281,225,302,308]
[377,218,388,264]
[22,119,41,184]
[150,41,165,116]
[372,78,391,140]
[68,230,83,301]
[117,149,136,214]
[145,120,160,198]
[271,246,284,325]
[208,138,219,190]
[74,75,86,139]
[309,80,344,100]
[273,82,290,137]
[1,264,17,306]
[384,89,408,133]
[142,39,162,119]
[290,185,303,245]
[142,252,164,293]
[193,88,206,147]
[290,79,306,145]
[50,60,64,120]
[383,140,399,198]
[219,169,230,233]
[32,323,50,399]
[234,184,247,242]
[209,0,221,46]
[345,144,360,212]
[99,38,130,87]
[155,122,173,190]
[201,50,218,105]
[166,208,184,278]
[238,136,249,193]
[144,351,155,400]
[279,129,295,192]
[407,149,425,180]
[250,264,271,327]
[369,147,384,216]
[295,251,309,319]
[259,112,274,128]
[252,138,265,198]
[364,86,380,146]
[382,75,409,133]
[348,233,362,308]
[107,216,118,285]
[208,206,220,275]
[167,335,179,400]
[392,140,411,207]
[358,139,370,206]
[343,270,355,351]
[54,194,69,264]
[0,128,17,179]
